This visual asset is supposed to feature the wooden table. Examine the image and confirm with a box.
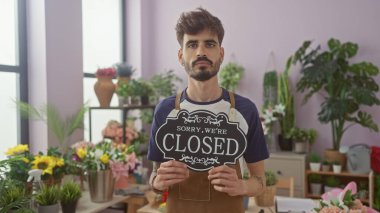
[137,197,275,213]
[137,196,318,213]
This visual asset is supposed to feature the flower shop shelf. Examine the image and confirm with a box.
[305,170,374,208]
[88,105,156,143]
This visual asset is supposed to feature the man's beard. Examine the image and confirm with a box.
[184,57,222,82]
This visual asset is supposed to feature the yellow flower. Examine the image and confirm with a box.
[100,154,109,164]
[53,157,65,167]
[32,155,55,175]
[5,144,29,156]
[77,148,87,159]
[22,158,30,164]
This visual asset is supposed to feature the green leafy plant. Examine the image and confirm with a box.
[60,181,82,204]
[374,173,380,210]
[265,170,278,186]
[309,152,321,163]
[219,62,244,92]
[322,160,330,166]
[263,70,278,108]
[277,57,295,138]
[115,82,133,97]
[0,180,29,212]
[308,174,322,183]
[293,38,380,151]
[35,185,60,206]
[137,79,155,97]
[324,176,340,187]
[150,70,182,98]
[287,127,317,144]
[15,101,88,152]
[114,62,135,78]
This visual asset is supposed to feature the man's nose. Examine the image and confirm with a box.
[196,45,206,58]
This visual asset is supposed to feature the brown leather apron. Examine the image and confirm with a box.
[166,91,244,213]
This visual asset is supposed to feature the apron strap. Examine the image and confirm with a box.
[228,91,235,109]
[175,91,181,110]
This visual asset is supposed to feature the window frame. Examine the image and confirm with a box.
[0,0,28,145]
[83,0,126,79]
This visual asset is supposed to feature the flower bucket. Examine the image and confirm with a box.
[88,170,115,203]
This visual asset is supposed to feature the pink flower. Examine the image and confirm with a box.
[96,67,116,77]
[110,160,130,180]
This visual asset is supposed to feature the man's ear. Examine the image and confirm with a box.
[178,48,183,65]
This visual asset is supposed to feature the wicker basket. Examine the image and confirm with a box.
[255,185,276,207]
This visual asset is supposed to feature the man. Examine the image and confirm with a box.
[148,8,269,213]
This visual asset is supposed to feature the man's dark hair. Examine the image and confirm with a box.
[175,7,224,47]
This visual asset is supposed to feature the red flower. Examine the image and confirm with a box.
[96,67,116,77]
[162,190,169,202]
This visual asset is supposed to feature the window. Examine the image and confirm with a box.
[0,0,28,159]
[82,0,125,142]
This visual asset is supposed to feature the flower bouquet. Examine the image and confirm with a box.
[313,182,378,213]
[5,145,66,185]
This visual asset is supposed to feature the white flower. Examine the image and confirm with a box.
[274,103,285,116]
[94,149,104,159]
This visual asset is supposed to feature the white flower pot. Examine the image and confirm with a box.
[310,163,321,171]
[310,183,322,195]
[333,165,342,173]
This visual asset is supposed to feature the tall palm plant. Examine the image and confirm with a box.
[15,101,88,153]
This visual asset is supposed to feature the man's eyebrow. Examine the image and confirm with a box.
[205,39,218,44]
[185,40,198,46]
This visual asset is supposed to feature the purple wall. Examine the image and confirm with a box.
[138,0,380,154]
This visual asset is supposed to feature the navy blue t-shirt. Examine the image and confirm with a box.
[147,89,269,164]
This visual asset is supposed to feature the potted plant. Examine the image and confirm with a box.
[309,152,321,172]
[115,82,134,106]
[308,174,322,195]
[255,171,278,207]
[114,62,135,83]
[150,70,182,100]
[94,67,117,107]
[0,180,30,212]
[324,176,341,193]
[293,38,380,165]
[15,101,88,153]
[136,79,154,105]
[286,127,317,153]
[218,62,244,92]
[263,70,278,109]
[332,161,342,173]
[321,160,331,172]
[35,185,60,213]
[277,57,296,151]
[60,181,82,213]
[357,181,368,199]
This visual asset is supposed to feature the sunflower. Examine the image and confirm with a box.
[32,155,55,175]
[5,144,29,156]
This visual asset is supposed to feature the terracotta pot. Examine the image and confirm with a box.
[94,76,115,107]
[324,149,347,170]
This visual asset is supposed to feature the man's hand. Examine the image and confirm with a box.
[153,160,189,191]
[208,165,244,196]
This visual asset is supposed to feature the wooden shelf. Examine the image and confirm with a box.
[305,171,374,208]
[306,170,369,178]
